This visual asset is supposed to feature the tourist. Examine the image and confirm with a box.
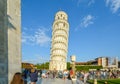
[76,77,84,84]
[10,72,24,84]
[69,67,74,78]
[63,69,68,80]
[83,71,89,84]
[41,69,46,78]
[67,68,73,84]
[22,69,29,84]
[53,68,57,78]
[29,68,38,84]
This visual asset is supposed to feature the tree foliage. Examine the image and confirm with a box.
[35,62,102,71]
[35,62,71,70]
[67,62,71,69]
[75,65,102,71]
[35,62,49,69]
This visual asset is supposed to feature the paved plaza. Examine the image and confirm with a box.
[28,78,76,84]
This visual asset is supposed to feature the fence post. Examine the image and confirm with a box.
[94,79,97,84]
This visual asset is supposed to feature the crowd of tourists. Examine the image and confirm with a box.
[10,68,38,84]
[10,68,120,84]
[76,69,120,80]
[10,67,74,84]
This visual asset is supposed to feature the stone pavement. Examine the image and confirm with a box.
[27,78,91,84]
[28,78,76,84]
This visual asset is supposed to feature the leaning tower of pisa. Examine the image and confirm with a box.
[49,11,69,71]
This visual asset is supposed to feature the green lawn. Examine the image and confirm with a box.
[88,79,120,84]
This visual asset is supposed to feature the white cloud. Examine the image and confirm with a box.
[80,15,94,28]
[77,0,95,6]
[106,0,120,13]
[21,32,26,43]
[77,0,82,7]
[75,15,94,31]
[21,38,26,43]
[22,55,50,64]
[22,32,34,45]
[22,27,28,31]
[34,29,51,46]
[106,0,110,5]
[88,0,95,6]
[22,27,51,46]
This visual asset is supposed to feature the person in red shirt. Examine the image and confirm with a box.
[69,68,73,78]
[67,67,73,84]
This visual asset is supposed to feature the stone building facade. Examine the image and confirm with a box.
[49,11,69,71]
[0,0,21,84]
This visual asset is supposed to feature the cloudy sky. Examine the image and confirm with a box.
[22,0,120,64]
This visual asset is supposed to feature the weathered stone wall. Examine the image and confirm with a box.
[0,0,8,84]
[0,0,21,84]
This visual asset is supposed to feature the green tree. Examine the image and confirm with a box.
[75,65,102,71]
[35,62,49,69]
[67,62,71,69]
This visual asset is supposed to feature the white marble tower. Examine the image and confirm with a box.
[49,11,69,71]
